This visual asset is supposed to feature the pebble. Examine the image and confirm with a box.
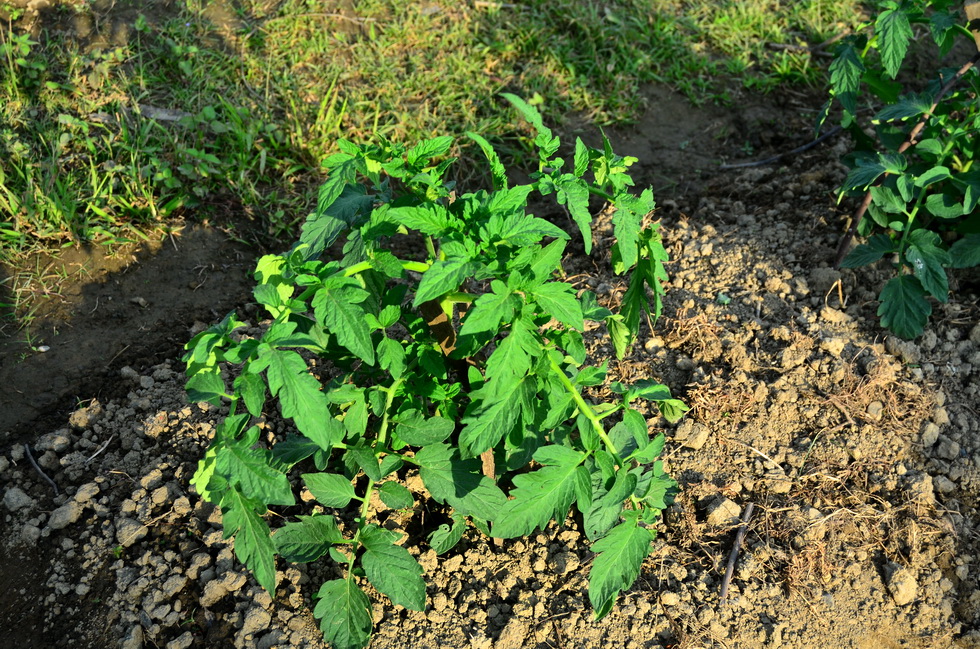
[48,501,83,530]
[116,518,149,548]
[703,496,741,526]
[3,486,35,511]
[675,420,710,450]
[934,475,957,493]
[200,580,228,608]
[921,422,940,447]
[885,563,917,605]
[935,436,961,460]
[74,482,101,503]
[661,592,680,606]
[36,431,72,453]
[242,607,272,636]
[165,632,194,649]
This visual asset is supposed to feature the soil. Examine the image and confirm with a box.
[3,8,980,649]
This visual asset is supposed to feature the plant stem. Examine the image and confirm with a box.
[344,259,430,277]
[549,357,619,455]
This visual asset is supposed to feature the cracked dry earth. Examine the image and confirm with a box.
[3,108,980,649]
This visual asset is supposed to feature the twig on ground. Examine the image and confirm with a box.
[833,52,980,268]
[85,435,115,464]
[24,443,59,496]
[719,125,842,169]
[720,502,755,607]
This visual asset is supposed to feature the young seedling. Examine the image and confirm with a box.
[184,95,685,649]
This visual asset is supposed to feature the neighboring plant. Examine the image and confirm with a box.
[826,0,980,339]
[183,95,685,649]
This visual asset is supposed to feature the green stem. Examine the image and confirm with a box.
[549,357,619,455]
[344,259,430,277]
[587,185,614,202]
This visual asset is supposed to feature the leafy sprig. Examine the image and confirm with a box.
[184,95,684,649]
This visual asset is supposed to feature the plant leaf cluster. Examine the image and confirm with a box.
[184,95,684,649]
[825,0,980,338]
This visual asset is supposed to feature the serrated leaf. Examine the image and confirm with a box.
[254,347,340,449]
[840,158,887,194]
[406,135,453,166]
[528,239,567,285]
[484,317,539,384]
[303,472,356,507]
[574,138,590,177]
[629,433,666,464]
[235,371,266,417]
[949,234,980,268]
[377,337,406,378]
[378,481,414,509]
[491,445,586,538]
[584,469,637,541]
[216,430,295,506]
[459,375,532,457]
[360,525,426,610]
[270,435,319,469]
[459,282,515,336]
[387,204,456,236]
[841,233,896,267]
[829,43,865,116]
[428,515,466,554]
[186,369,226,405]
[878,274,931,339]
[657,399,689,423]
[873,93,934,123]
[467,132,507,190]
[906,230,950,302]
[394,410,455,446]
[588,512,654,619]
[220,487,277,594]
[415,443,507,520]
[606,314,631,360]
[555,176,593,253]
[314,579,373,649]
[414,258,478,306]
[349,445,381,481]
[313,279,375,364]
[273,514,343,563]
[531,282,584,330]
[876,6,913,79]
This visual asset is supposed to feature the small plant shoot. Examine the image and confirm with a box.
[184,95,684,649]
[826,0,980,339]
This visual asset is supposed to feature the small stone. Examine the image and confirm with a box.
[703,496,741,526]
[242,607,272,636]
[675,420,710,450]
[74,482,100,503]
[48,501,83,530]
[675,356,695,371]
[494,616,529,649]
[921,423,940,447]
[3,486,35,512]
[222,571,248,593]
[161,575,188,599]
[200,580,228,607]
[120,366,140,381]
[165,632,194,649]
[121,625,143,649]
[909,474,935,505]
[151,486,170,507]
[969,323,980,345]
[552,552,580,575]
[68,401,103,429]
[935,436,961,460]
[885,563,917,606]
[866,401,884,421]
[36,431,71,453]
[934,475,956,493]
[21,524,41,545]
[116,518,149,548]
[661,592,680,606]
[884,336,921,365]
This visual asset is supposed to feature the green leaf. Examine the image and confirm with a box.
[313,278,375,364]
[254,347,340,449]
[841,234,896,268]
[415,443,507,521]
[829,43,865,116]
[273,514,343,563]
[611,189,654,271]
[186,369,226,405]
[360,525,426,610]
[216,429,295,506]
[588,511,654,619]
[314,579,373,649]
[657,399,689,423]
[584,469,637,541]
[406,135,453,166]
[906,230,950,302]
[915,166,951,188]
[235,372,266,417]
[491,445,586,538]
[414,258,478,306]
[394,410,455,446]
[459,282,515,336]
[574,138,590,177]
[378,481,414,509]
[840,158,887,194]
[878,274,931,339]
[531,282,584,330]
[428,515,466,554]
[605,314,631,360]
[876,5,913,79]
[459,376,532,457]
[949,234,980,268]
[528,239,567,285]
[925,191,966,219]
[303,472,356,508]
[629,433,666,464]
[377,337,406,379]
[348,445,381,481]
[554,176,593,253]
[484,317,539,384]
[388,204,456,236]
[467,132,507,190]
[220,487,277,594]
[270,435,319,469]
[873,93,934,123]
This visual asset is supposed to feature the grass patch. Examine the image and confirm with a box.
[0,0,863,262]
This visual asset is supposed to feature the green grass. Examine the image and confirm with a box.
[0,0,864,262]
